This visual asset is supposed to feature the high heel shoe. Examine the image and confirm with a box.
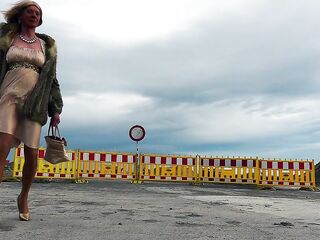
[17,195,30,221]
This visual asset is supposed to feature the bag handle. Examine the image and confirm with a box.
[48,119,61,139]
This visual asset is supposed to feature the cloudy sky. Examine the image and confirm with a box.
[1,0,319,163]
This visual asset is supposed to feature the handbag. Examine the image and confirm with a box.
[44,123,70,164]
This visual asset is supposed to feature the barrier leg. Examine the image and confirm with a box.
[73,149,88,184]
[132,152,142,184]
[190,155,202,185]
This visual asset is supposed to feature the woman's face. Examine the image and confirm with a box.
[19,5,41,28]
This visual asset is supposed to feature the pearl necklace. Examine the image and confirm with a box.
[19,34,37,44]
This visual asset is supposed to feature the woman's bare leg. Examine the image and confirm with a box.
[19,145,38,214]
[0,133,14,182]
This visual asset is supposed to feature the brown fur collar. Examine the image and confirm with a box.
[0,22,57,59]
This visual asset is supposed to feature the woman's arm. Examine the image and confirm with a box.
[48,59,63,126]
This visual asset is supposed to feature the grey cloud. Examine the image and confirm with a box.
[50,0,320,106]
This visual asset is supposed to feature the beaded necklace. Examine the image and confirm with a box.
[19,34,37,44]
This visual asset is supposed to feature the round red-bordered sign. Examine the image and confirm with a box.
[129,125,145,142]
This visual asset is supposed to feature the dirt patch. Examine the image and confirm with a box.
[307,222,320,226]
[274,221,294,227]
[205,201,228,206]
[80,216,93,220]
[0,223,15,232]
[225,220,242,226]
[141,219,159,223]
[101,211,116,216]
[116,209,135,216]
[174,216,188,219]
[186,213,202,217]
[80,201,107,206]
[175,222,205,227]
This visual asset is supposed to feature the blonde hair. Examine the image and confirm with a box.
[2,0,43,26]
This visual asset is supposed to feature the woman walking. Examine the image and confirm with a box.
[0,0,63,221]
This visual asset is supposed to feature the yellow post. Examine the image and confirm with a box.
[132,153,142,184]
[75,149,81,183]
[231,167,235,179]
[198,157,203,181]
[215,167,219,178]
[150,163,155,177]
[305,171,310,184]
[279,169,283,182]
[172,165,177,178]
[209,166,214,178]
[73,150,78,180]
[311,160,315,186]
[273,169,277,182]
[195,155,200,184]
[203,167,208,178]
[289,170,294,183]
[255,158,260,185]
[13,147,19,177]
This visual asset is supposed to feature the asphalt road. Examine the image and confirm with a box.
[0,181,320,240]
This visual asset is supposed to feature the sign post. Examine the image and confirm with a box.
[129,125,145,183]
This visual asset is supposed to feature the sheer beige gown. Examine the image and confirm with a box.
[0,42,45,149]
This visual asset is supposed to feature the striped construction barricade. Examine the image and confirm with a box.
[77,150,137,181]
[199,157,259,184]
[13,146,77,179]
[139,154,197,182]
[258,159,316,187]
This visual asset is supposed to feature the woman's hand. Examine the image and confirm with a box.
[51,113,60,126]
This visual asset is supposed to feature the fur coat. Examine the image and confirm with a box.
[0,22,63,126]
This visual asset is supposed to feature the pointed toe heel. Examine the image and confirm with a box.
[17,195,30,221]
[19,213,30,221]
